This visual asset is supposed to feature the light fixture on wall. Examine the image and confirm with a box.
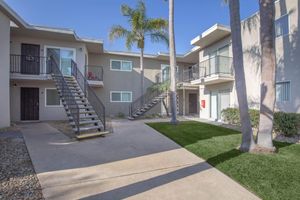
[79,47,83,52]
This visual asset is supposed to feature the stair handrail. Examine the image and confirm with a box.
[49,56,80,133]
[71,61,106,130]
[129,73,169,117]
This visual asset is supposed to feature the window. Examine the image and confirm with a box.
[110,91,132,102]
[45,88,61,106]
[46,46,76,76]
[275,15,289,37]
[276,81,290,102]
[110,60,133,71]
[161,65,179,82]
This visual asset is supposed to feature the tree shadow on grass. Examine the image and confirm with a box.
[206,149,243,167]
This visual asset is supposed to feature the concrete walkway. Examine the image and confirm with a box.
[20,120,260,200]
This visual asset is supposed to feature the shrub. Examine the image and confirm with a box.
[274,112,299,136]
[222,108,300,136]
[221,108,259,128]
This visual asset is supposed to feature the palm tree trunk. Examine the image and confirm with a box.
[169,0,178,124]
[229,0,256,152]
[257,0,276,150]
[140,48,145,104]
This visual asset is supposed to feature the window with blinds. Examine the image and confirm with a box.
[276,81,290,102]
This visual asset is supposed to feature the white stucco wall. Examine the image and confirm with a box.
[0,11,11,127]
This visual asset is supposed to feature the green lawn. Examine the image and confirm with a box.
[147,121,300,200]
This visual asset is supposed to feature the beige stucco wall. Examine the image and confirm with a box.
[10,80,67,121]
[10,35,88,73]
[88,53,190,116]
[0,11,11,127]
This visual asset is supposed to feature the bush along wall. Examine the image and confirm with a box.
[221,108,300,137]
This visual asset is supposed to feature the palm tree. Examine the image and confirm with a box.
[109,0,168,100]
[257,0,276,150]
[227,0,256,152]
[168,0,178,124]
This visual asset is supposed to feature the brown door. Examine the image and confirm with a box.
[189,93,198,114]
[21,44,40,75]
[21,88,39,121]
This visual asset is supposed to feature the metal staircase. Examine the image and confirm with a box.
[49,56,107,139]
[128,80,169,120]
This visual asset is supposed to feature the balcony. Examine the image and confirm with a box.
[86,65,104,88]
[188,56,234,85]
[10,54,52,80]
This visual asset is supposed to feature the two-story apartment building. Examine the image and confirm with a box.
[184,0,299,121]
[0,0,298,131]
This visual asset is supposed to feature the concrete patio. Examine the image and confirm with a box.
[20,120,260,200]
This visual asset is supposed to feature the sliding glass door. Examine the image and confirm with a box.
[46,47,75,76]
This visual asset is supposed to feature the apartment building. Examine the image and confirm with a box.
[0,0,298,130]
[185,0,299,121]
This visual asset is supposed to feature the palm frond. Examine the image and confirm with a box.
[121,4,135,17]
[125,33,137,50]
[109,25,130,41]
[145,18,168,32]
[149,31,169,47]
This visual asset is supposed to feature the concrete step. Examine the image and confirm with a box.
[75,131,109,140]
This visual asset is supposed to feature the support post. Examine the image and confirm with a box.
[183,88,186,116]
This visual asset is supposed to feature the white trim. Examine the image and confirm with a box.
[45,88,63,107]
[110,91,133,103]
[110,59,133,72]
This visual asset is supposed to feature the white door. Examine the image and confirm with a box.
[210,92,218,120]
[219,91,230,119]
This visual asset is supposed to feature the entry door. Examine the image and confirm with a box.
[219,91,230,119]
[21,44,40,75]
[210,92,218,120]
[189,93,198,114]
[21,88,39,121]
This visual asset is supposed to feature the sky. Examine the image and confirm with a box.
[4,0,259,55]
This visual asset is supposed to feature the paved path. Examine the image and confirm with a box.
[20,120,260,200]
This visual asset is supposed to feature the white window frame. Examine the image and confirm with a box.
[275,14,290,38]
[45,88,62,107]
[110,59,133,72]
[44,46,76,73]
[276,81,291,102]
[110,91,133,103]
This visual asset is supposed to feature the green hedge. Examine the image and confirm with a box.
[221,108,300,136]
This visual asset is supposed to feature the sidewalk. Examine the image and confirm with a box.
[20,121,260,200]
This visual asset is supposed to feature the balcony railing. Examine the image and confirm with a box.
[86,65,104,81]
[183,56,233,82]
[10,54,50,75]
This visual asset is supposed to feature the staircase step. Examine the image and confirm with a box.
[75,131,109,140]
[72,125,102,132]
[70,120,100,126]
[65,106,93,111]
[79,115,99,119]
[67,110,95,115]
